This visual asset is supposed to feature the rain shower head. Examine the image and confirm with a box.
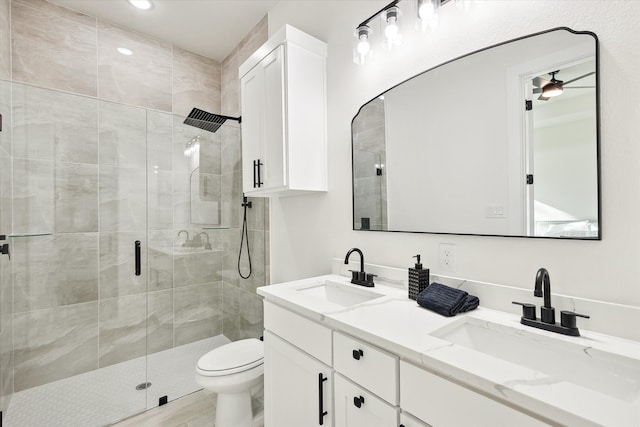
[183,108,241,134]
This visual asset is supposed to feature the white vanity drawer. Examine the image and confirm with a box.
[333,331,398,404]
[334,373,399,427]
[400,361,550,427]
[264,301,332,365]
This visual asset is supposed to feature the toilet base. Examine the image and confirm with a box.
[216,391,253,427]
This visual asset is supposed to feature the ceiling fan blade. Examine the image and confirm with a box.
[532,77,550,88]
[563,86,595,89]
[537,94,550,101]
[562,71,595,86]
[533,88,541,94]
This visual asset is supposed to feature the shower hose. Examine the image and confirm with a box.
[238,197,252,279]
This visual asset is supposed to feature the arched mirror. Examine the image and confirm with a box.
[352,27,600,239]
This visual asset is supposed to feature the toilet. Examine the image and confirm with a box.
[195,338,264,427]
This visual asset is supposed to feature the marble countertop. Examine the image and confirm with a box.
[257,274,640,427]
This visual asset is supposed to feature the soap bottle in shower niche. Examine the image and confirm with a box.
[408,254,430,300]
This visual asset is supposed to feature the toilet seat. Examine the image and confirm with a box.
[197,338,264,377]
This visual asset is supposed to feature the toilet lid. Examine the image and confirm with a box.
[197,338,264,376]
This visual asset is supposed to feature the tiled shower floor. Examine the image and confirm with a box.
[5,335,230,427]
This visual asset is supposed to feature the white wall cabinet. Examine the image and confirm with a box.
[240,25,327,197]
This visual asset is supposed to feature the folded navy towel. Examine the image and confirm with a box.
[416,283,479,317]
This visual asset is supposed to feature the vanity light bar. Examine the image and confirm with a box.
[353,0,456,65]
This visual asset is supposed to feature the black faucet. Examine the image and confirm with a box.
[344,248,376,287]
[513,267,590,336]
[535,267,555,324]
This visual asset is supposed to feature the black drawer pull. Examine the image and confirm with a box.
[318,373,328,425]
[352,349,364,360]
[353,395,365,408]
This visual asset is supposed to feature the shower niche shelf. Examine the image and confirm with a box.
[8,233,52,238]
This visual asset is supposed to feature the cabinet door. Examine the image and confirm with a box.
[264,331,333,427]
[334,374,398,427]
[400,411,431,427]
[261,44,286,190]
[240,60,265,194]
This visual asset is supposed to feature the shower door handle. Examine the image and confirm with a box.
[134,240,141,276]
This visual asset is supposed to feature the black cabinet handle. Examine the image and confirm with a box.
[134,240,141,276]
[256,159,263,187]
[318,373,328,425]
[352,349,364,360]
[253,160,258,188]
[353,395,365,408]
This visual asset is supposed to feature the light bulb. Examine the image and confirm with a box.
[128,0,152,10]
[385,19,399,41]
[418,2,435,20]
[357,35,370,56]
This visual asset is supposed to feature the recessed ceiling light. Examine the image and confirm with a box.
[117,47,133,56]
[128,0,152,10]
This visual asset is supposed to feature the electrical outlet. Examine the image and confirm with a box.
[439,243,456,273]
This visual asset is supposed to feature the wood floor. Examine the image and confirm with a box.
[113,390,217,427]
[113,387,264,427]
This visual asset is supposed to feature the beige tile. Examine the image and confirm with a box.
[220,124,241,174]
[99,294,147,367]
[173,248,223,288]
[12,158,54,234]
[148,230,174,292]
[99,166,147,232]
[221,47,240,117]
[12,83,99,164]
[239,289,264,340]
[12,233,99,312]
[55,162,99,233]
[222,282,240,341]
[149,170,173,230]
[11,0,97,96]
[147,289,173,354]
[147,110,173,172]
[98,21,172,111]
[0,81,11,156]
[172,46,221,118]
[0,0,10,80]
[0,314,14,411]
[99,232,147,299]
[221,170,242,228]
[174,282,222,346]
[238,16,269,66]
[99,101,147,169]
[13,301,99,391]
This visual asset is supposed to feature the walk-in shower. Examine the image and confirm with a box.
[0,81,266,426]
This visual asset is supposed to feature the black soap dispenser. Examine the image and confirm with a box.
[408,254,430,300]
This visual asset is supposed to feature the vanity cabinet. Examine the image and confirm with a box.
[334,374,398,427]
[400,361,548,427]
[262,298,548,427]
[264,331,333,427]
[263,302,333,426]
[239,25,327,197]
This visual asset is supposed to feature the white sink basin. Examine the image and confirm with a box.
[296,281,384,308]
[431,317,640,402]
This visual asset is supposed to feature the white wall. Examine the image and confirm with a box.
[266,0,640,308]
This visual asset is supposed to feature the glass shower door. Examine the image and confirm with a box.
[1,85,149,426]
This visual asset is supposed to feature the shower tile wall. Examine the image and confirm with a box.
[220,16,269,341]
[352,98,388,230]
[0,0,236,394]
[0,80,14,413]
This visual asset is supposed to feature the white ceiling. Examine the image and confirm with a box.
[49,0,279,61]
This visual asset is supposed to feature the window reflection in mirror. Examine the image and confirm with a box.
[351,28,600,239]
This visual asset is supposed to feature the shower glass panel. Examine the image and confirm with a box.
[0,83,149,426]
[0,80,256,425]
